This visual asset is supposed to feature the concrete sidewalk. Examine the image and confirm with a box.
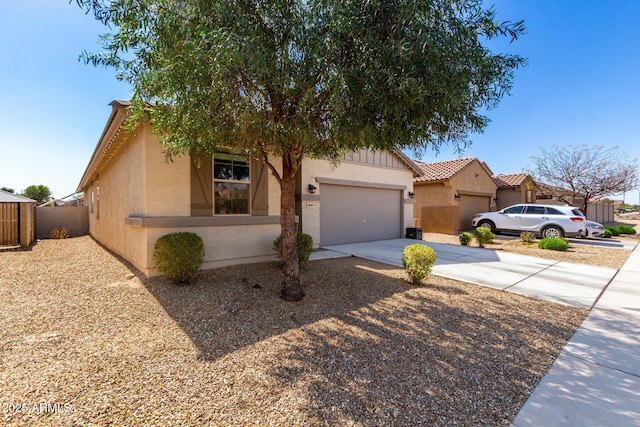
[312,237,640,425]
[512,241,640,426]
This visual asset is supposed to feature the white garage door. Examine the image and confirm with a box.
[320,184,402,246]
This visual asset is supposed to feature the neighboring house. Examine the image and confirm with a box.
[0,190,36,247]
[77,101,419,277]
[412,157,497,233]
[493,173,536,210]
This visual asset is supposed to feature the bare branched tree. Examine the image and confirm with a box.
[529,144,638,214]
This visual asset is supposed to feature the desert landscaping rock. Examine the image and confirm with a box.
[0,234,617,426]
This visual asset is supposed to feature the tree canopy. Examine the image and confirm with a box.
[529,144,639,213]
[77,0,526,300]
[21,185,53,205]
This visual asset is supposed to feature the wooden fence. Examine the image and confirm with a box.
[0,203,19,246]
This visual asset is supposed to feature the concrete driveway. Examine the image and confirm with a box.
[317,238,619,310]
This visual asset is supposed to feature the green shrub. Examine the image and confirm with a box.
[537,237,569,251]
[605,226,620,236]
[402,244,437,285]
[459,232,473,246]
[604,228,612,238]
[520,231,536,244]
[474,227,494,248]
[152,232,204,284]
[273,232,314,268]
[614,225,636,235]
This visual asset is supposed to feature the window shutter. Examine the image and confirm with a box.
[190,154,213,216]
[251,160,269,216]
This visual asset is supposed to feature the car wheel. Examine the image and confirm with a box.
[477,220,496,233]
[542,226,563,238]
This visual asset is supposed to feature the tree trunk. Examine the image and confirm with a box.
[279,156,303,301]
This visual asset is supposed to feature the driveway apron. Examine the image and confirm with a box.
[320,238,618,309]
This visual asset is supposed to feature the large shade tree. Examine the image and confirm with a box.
[530,144,639,214]
[76,0,525,301]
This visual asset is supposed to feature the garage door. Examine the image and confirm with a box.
[459,195,491,231]
[320,184,402,246]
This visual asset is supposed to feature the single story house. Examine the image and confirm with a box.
[493,173,536,210]
[412,157,497,233]
[0,190,36,247]
[77,101,419,277]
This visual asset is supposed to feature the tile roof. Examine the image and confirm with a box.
[493,173,531,187]
[413,157,480,182]
[0,190,36,203]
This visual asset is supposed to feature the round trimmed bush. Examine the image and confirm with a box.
[537,237,569,251]
[153,232,204,284]
[474,227,494,248]
[459,232,473,246]
[273,232,314,268]
[402,244,436,285]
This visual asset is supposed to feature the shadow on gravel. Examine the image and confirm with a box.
[144,258,412,361]
[144,256,586,425]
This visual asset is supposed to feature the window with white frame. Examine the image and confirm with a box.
[213,152,250,214]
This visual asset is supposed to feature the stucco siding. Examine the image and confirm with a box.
[450,162,496,195]
[413,159,497,233]
[413,182,454,229]
[143,125,191,216]
[87,125,147,270]
[421,205,459,233]
[141,223,281,277]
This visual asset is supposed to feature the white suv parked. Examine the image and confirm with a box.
[471,204,586,238]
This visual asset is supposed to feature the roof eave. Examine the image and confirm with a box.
[76,102,131,192]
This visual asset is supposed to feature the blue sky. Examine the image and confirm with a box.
[1,1,639,203]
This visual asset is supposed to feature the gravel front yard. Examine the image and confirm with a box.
[0,236,588,426]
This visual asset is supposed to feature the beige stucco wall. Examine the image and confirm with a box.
[413,182,456,230]
[449,162,497,203]
[139,223,280,277]
[143,124,191,216]
[413,160,498,232]
[87,123,148,271]
[84,133,414,275]
[299,155,414,246]
[85,125,285,277]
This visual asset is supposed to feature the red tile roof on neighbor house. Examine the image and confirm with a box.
[493,173,531,188]
[413,157,494,183]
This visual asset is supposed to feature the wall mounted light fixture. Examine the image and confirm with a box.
[308,184,317,194]
[454,192,461,200]
[408,191,415,198]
